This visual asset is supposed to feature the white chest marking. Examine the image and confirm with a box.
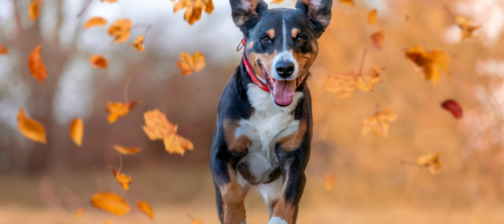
[235,84,304,183]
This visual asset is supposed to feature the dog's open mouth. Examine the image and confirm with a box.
[258,61,300,107]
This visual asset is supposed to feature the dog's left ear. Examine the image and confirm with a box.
[230,0,268,35]
[296,0,333,37]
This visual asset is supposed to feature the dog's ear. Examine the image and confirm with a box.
[230,0,268,34]
[296,0,333,37]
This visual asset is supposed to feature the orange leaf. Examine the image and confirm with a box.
[338,0,354,6]
[108,19,132,44]
[17,108,46,144]
[368,9,377,25]
[100,0,118,2]
[176,52,206,75]
[114,145,142,155]
[324,174,335,191]
[174,0,214,25]
[76,208,84,219]
[89,55,108,69]
[106,101,139,124]
[455,15,480,41]
[137,200,154,219]
[85,17,107,29]
[356,67,382,92]
[0,45,8,55]
[130,35,145,53]
[362,109,397,137]
[326,68,382,99]
[417,153,443,175]
[109,167,132,191]
[190,216,204,224]
[270,0,284,4]
[370,31,384,50]
[142,109,194,155]
[28,45,47,83]
[91,192,131,215]
[70,118,84,147]
[29,0,41,21]
[405,46,451,86]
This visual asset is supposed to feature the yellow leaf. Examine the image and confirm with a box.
[85,17,107,29]
[91,192,131,215]
[17,108,46,144]
[324,174,335,191]
[455,15,480,41]
[176,52,206,75]
[130,35,145,53]
[0,45,8,55]
[368,9,377,25]
[28,45,47,84]
[270,0,284,4]
[108,19,132,44]
[338,0,354,6]
[173,0,214,25]
[370,31,384,50]
[362,109,397,137]
[137,200,154,219]
[327,68,382,99]
[109,167,132,191]
[356,67,382,92]
[70,118,83,147]
[76,208,84,219]
[106,101,139,124]
[114,145,142,155]
[100,0,118,2]
[29,0,41,21]
[405,46,451,86]
[417,153,443,175]
[89,55,108,69]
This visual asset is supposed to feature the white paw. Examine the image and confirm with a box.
[268,217,288,224]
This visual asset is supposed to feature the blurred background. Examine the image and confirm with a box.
[1,0,504,223]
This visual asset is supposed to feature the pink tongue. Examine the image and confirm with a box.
[273,80,296,106]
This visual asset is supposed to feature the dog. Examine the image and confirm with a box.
[210,0,332,223]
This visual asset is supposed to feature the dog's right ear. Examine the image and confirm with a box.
[230,0,268,34]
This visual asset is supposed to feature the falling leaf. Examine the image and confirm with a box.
[370,31,384,50]
[356,67,382,91]
[270,0,284,4]
[0,45,8,55]
[70,118,83,147]
[142,109,195,155]
[326,68,382,99]
[173,0,214,25]
[417,153,443,175]
[108,19,132,44]
[324,174,335,191]
[100,0,118,3]
[89,55,108,69]
[455,15,480,41]
[28,45,47,83]
[17,108,46,144]
[441,99,463,119]
[106,101,139,124]
[362,109,397,137]
[405,46,451,86]
[29,0,41,21]
[137,200,154,219]
[85,17,107,29]
[109,167,132,191]
[338,0,354,6]
[76,208,84,219]
[114,145,142,155]
[91,192,131,215]
[368,9,377,25]
[176,52,206,75]
[130,35,145,53]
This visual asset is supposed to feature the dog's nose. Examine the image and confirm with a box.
[275,61,295,78]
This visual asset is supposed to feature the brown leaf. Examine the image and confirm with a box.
[405,46,451,86]
[114,145,142,155]
[89,55,108,69]
[137,200,154,219]
[76,208,84,219]
[174,0,214,25]
[455,15,480,41]
[0,45,8,55]
[324,174,335,191]
[108,19,132,44]
[106,101,139,124]
[109,167,132,191]
[91,192,131,215]
[176,52,206,75]
[70,118,84,147]
[17,108,46,144]
[29,0,42,21]
[85,17,107,29]
[368,9,377,25]
[362,109,397,137]
[338,0,354,6]
[441,99,463,119]
[28,45,47,83]
[417,153,443,175]
[370,31,384,50]
[130,35,145,53]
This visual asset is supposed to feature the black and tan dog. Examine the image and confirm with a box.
[210,0,332,223]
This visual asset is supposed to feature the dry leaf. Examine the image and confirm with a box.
[106,101,139,124]
[70,118,83,147]
[89,55,108,69]
[76,208,84,219]
[91,192,131,215]
[356,67,382,91]
[108,19,132,44]
[28,45,47,83]
[370,31,384,50]
[0,45,8,55]
[17,108,46,144]
[142,109,194,155]
[270,0,284,4]
[137,200,154,219]
[324,174,335,191]
[85,17,107,29]
[326,68,382,99]
[174,0,214,25]
[29,0,41,21]
[441,99,463,119]
[114,145,142,155]
[130,35,145,53]
[455,15,480,41]
[109,167,132,191]
[176,52,206,75]
[417,153,443,175]
[405,46,451,86]
[368,9,377,25]
[100,0,118,3]
[362,109,397,137]
[338,0,354,6]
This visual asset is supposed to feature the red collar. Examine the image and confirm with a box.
[240,38,271,93]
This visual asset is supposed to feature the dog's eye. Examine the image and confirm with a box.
[261,37,271,43]
[296,36,305,43]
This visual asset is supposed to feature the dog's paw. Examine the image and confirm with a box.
[268,217,288,224]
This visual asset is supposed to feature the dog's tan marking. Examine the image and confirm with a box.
[278,120,307,151]
[272,174,296,223]
[247,41,254,50]
[220,164,246,224]
[224,119,251,152]
[248,50,278,80]
[266,29,275,39]
[291,28,300,38]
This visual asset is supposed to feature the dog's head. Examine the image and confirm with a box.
[231,0,332,106]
